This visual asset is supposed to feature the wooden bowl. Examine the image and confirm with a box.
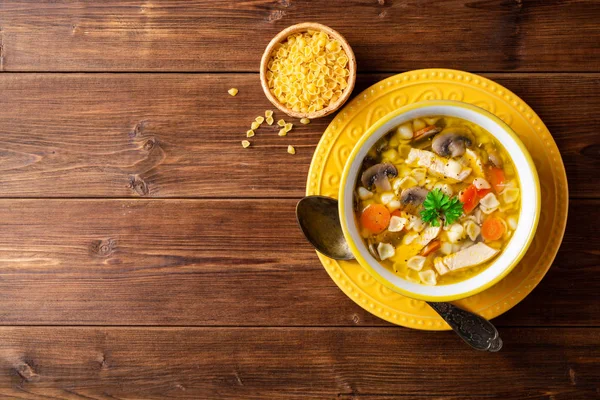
[260,22,357,120]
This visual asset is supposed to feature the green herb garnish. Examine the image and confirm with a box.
[420,189,464,227]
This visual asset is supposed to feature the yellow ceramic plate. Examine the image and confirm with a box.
[306,69,568,330]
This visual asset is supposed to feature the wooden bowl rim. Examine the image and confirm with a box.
[260,22,357,120]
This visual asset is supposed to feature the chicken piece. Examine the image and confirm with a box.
[433,242,499,275]
[406,148,472,182]
[463,149,486,177]
[415,225,441,247]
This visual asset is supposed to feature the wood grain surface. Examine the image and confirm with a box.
[0,0,599,398]
[0,73,598,198]
[0,327,598,399]
[0,198,595,327]
[0,0,599,72]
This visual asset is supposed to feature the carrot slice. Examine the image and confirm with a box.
[459,184,479,214]
[390,210,403,218]
[360,204,391,234]
[481,217,505,241]
[476,187,491,198]
[488,167,506,193]
[420,240,441,256]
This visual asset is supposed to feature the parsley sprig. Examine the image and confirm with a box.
[420,189,464,227]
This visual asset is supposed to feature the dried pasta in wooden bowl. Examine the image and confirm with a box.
[260,22,356,119]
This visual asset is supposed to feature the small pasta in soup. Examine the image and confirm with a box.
[354,116,520,286]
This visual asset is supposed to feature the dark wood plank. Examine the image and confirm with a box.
[0,198,596,327]
[1,1,599,72]
[488,73,600,199]
[0,327,597,399]
[0,73,598,198]
[0,198,380,326]
[494,198,600,327]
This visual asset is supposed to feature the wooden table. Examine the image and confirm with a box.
[0,1,598,398]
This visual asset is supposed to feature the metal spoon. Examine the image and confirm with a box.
[296,195,503,352]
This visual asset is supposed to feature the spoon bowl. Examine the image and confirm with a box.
[296,196,354,260]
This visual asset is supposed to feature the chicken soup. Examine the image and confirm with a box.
[354,116,520,286]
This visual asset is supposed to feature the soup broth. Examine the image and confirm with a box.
[354,116,520,286]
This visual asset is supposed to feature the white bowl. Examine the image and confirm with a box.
[339,100,540,302]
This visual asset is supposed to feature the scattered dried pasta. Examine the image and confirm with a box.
[284,123,293,132]
[266,116,274,125]
[300,118,311,124]
[287,145,296,155]
[251,121,260,130]
[265,110,274,118]
[255,116,265,124]
[228,88,238,96]
[246,130,255,138]
[277,119,286,127]
[241,140,251,148]
[266,29,350,114]
[278,129,287,137]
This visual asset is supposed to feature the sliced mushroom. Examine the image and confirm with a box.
[400,186,429,206]
[484,144,504,168]
[413,125,442,141]
[362,155,377,170]
[432,129,473,157]
[361,163,398,191]
[368,243,380,260]
[374,230,404,244]
[488,150,503,168]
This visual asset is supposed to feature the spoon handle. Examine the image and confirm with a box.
[427,302,503,352]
